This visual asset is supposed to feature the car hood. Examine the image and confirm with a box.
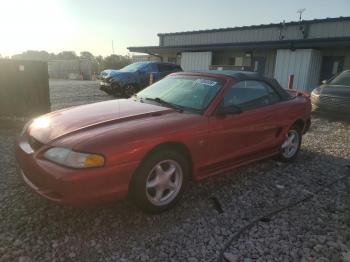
[318,84,350,97]
[28,99,173,144]
[103,70,135,79]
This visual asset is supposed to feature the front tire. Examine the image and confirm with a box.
[130,150,189,213]
[278,125,302,162]
[123,84,137,98]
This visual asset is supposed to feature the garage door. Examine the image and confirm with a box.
[180,52,212,71]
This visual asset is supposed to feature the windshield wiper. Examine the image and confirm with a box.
[145,97,184,112]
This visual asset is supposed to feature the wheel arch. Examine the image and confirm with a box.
[291,118,306,133]
[129,141,194,190]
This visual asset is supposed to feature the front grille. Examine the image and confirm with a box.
[319,95,350,112]
[28,136,44,151]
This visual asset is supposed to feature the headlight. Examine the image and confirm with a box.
[20,120,33,136]
[311,88,321,96]
[43,147,105,168]
[108,77,115,83]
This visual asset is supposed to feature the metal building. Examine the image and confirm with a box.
[128,17,350,92]
[132,54,161,63]
[48,59,92,80]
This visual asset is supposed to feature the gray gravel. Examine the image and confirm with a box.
[49,80,113,111]
[0,80,349,261]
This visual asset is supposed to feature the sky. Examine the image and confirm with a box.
[0,0,349,57]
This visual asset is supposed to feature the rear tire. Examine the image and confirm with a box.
[277,125,302,162]
[130,150,189,213]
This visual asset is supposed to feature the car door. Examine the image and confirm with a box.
[139,63,157,88]
[204,80,285,173]
[157,64,179,79]
[157,64,170,79]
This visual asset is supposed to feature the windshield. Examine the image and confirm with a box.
[328,71,350,86]
[136,75,224,114]
[100,70,109,76]
[120,62,148,72]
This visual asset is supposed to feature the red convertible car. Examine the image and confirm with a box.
[16,71,311,212]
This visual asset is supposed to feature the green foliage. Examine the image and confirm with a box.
[80,51,95,60]
[55,51,78,60]
[10,50,132,73]
[102,54,132,70]
[11,50,55,61]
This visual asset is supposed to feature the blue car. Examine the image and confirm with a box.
[99,61,182,97]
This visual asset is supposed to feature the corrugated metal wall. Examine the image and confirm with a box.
[160,21,350,47]
[180,52,212,71]
[264,51,276,78]
[211,49,276,77]
[274,49,321,92]
[321,48,350,69]
[307,51,322,90]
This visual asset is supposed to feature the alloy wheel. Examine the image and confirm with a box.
[281,130,300,159]
[145,160,183,206]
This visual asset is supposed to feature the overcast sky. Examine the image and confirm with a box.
[1,0,349,57]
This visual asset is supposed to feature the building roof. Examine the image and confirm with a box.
[157,16,350,36]
[128,37,350,54]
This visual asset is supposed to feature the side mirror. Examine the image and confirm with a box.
[216,104,242,116]
[321,80,327,84]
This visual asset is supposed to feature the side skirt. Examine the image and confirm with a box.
[194,148,279,181]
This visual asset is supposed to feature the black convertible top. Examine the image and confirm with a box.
[197,70,292,101]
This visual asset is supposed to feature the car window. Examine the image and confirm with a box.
[120,62,147,72]
[328,71,350,86]
[137,75,224,114]
[223,80,279,111]
[142,64,157,73]
[158,64,178,72]
[262,82,281,104]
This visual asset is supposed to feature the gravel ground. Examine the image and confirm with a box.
[49,80,113,111]
[0,80,349,261]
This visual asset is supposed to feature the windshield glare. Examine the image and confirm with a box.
[329,71,350,86]
[120,62,148,72]
[136,75,224,113]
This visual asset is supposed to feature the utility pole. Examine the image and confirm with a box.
[112,40,115,55]
[297,8,306,21]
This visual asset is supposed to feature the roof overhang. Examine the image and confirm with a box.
[128,37,350,55]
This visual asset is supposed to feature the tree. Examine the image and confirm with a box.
[11,50,54,61]
[102,54,131,70]
[80,51,95,61]
[9,50,132,73]
[79,51,99,73]
[55,51,78,60]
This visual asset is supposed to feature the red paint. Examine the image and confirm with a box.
[16,72,311,205]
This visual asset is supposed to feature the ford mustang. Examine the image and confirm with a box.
[16,71,311,213]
